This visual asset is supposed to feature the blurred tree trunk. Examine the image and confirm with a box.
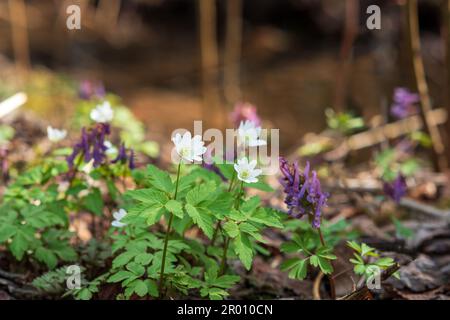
[224,0,243,106]
[333,0,359,111]
[8,0,30,81]
[198,0,223,129]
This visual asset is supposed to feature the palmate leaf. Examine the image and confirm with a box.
[126,188,169,226]
[34,247,58,269]
[165,200,184,219]
[232,232,253,270]
[185,204,214,239]
[146,164,174,194]
[9,226,34,260]
[0,224,17,243]
[281,258,308,280]
[249,208,284,228]
[186,181,216,206]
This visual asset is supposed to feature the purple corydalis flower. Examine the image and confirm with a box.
[112,143,136,170]
[383,174,407,203]
[230,102,261,128]
[67,123,110,168]
[279,157,329,229]
[79,80,106,100]
[391,88,419,119]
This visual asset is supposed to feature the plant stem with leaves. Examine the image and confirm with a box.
[158,162,182,297]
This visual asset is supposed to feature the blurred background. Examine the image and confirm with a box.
[0,0,449,159]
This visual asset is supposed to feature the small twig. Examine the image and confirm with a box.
[399,197,450,220]
[0,269,26,282]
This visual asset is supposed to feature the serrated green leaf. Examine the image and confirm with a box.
[34,247,58,269]
[165,199,184,219]
[112,251,138,268]
[233,233,253,270]
[107,270,136,283]
[185,203,214,239]
[222,221,239,238]
[0,224,16,242]
[146,164,174,194]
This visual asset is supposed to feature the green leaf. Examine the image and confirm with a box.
[34,247,58,269]
[233,233,253,270]
[249,208,284,228]
[0,224,17,242]
[145,279,158,297]
[134,253,153,265]
[76,288,93,300]
[289,259,308,280]
[239,222,264,242]
[243,181,274,192]
[82,188,104,216]
[126,262,145,276]
[317,256,333,274]
[10,232,29,260]
[354,264,366,275]
[281,258,308,280]
[240,196,261,214]
[347,241,361,253]
[146,164,174,193]
[222,221,239,238]
[185,203,214,239]
[186,182,216,206]
[212,275,240,289]
[107,270,136,283]
[126,188,169,205]
[375,257,395,267]
[309,255,319,267]
[112,251,138,268]
[280,241,301,254]
[165,200,184,219]
[133,279,148,297]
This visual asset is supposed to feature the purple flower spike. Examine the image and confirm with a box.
[111,142,136,170]
[67,123,111,169]
[279,157,329,228]
[230,102,261,128]
[391,88,419,119]
[128,149,136,170]
[383,174,407,203]
[112,143,127,164]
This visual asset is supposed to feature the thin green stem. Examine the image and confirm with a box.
[158,162,182,298]
[219,180,244,275]
[219,237,230,275]
[317,227,336,300]
[211,171,237,246]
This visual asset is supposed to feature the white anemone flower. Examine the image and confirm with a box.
[172,131,207,162]
[47,126,67,142]
[237,120,267,147]
[90,101,114,123]
[234,157,262,183]
[111,209,127,228]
